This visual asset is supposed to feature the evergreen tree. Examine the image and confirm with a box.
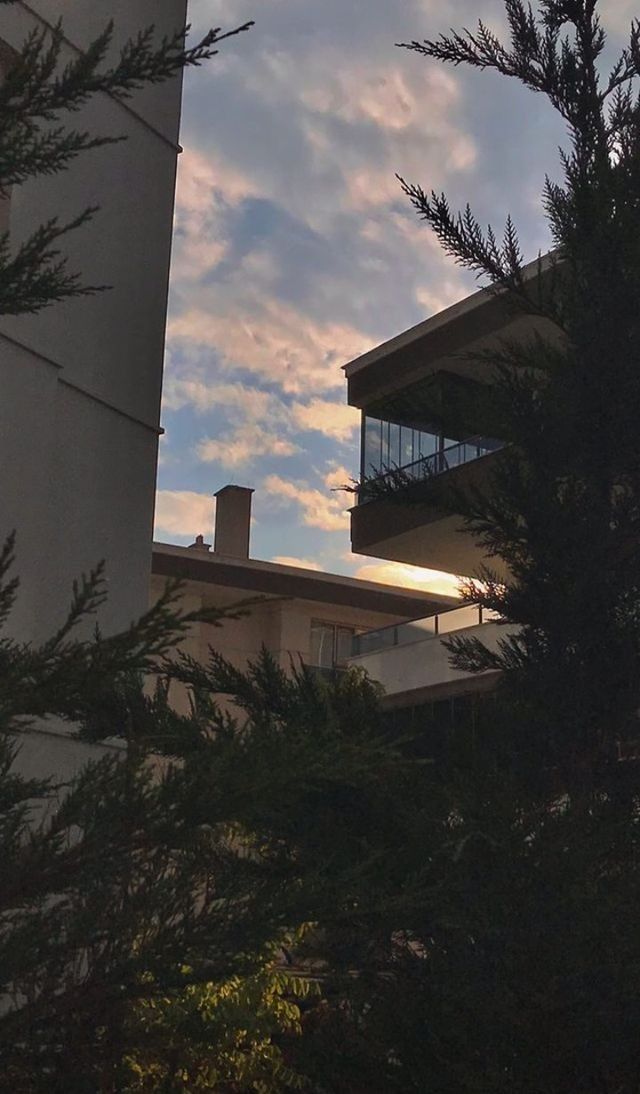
[398,0,640,799]
[304,3,640,1091]
[0,538,414,1089]
[0,9,324,1088]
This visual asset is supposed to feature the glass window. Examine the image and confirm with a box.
[416,430,438,460]
[310,621,356,668]
[310,622,335,669]
[388,421,400,468]
[381,420,391,468]
[364,417,382,477]
[335,626,356,665]
[399,425,414,468]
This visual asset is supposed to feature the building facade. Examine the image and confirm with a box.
[0,3,188,780]
[0,2,187,643]
[150,486,458,714]
[343,281,534,708]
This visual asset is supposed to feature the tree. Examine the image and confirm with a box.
[398,0,640,798]
[0,3,252,315]
[0,565,416,1089]
[297,3,640,1091]
[0,544,297,1090]
[0,9,329,1088]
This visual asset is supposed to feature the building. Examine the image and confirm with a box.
[150,485,458,713]
[0,4,188,780]
[0,2,187,644]
[343,280,533,711]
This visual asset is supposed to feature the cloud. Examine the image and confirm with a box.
[197,426,299,467]
[271,556,323,571]
[301,68,415,132]
[415,279,469,316]
[263,474,350,532]
[154,490,213,538]
[163,378,360,469]
[323,464,353,491]
[353,560,463,597]
[290,400,360,443]
[170,149,258,284]
[176,147,256,213]
[168,299,372,396]
[160,0,567,572]
[598,0,636,36]
[296,59,476,213]
[163,378,276,418]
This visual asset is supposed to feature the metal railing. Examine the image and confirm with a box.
[351,604,501,658]
[360,435,503,500]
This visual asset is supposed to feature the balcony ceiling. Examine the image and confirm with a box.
[345,254,562,413]
[365,369,502,442]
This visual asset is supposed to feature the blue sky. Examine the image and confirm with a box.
[154,0,631,593]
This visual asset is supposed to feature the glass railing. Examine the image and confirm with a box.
[359,434,503,501]
[351,604,501,658]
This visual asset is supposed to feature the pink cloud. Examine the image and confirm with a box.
[415,279,469,316]
[154,490,213,539]
[163,378,277,418]
[263,474,350,532]
[291,400,360,442]
[303,64,462,134]
[162,378,361,462]
[168,299,372,396]
[170,149,259,284]
[197,426,299,468]
[175,147,256,214]
[323,464,354,491]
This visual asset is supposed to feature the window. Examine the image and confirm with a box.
[362,415,442,479]
[309,621,357,669]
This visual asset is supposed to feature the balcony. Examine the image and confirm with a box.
[359,426,504,503]
[351,415,506,576]
[348,605,507,706]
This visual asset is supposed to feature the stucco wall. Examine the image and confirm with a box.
[0,3,187,787]
[0,1,187,643]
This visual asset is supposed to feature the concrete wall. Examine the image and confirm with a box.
[0,1,186,642]
[0,3,187,786]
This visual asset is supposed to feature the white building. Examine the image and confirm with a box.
[0,2,187,642]
[151,485,457,715]
[0,3,188,780]
[343,279,530,711]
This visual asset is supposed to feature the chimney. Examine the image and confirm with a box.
[214,485,253,558]
[187,534,211,552]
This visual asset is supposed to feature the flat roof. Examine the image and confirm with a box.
[152,542,459,618]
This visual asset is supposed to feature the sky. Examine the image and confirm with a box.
[154,0,631,595]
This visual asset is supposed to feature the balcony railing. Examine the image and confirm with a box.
[359,434,503,501]
[351,604,501,659]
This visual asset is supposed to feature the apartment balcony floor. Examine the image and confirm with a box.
[351,446,508,578]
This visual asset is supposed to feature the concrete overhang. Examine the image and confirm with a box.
[344,256,559,413]
[350,451,509,580]
[152,543,459,618]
